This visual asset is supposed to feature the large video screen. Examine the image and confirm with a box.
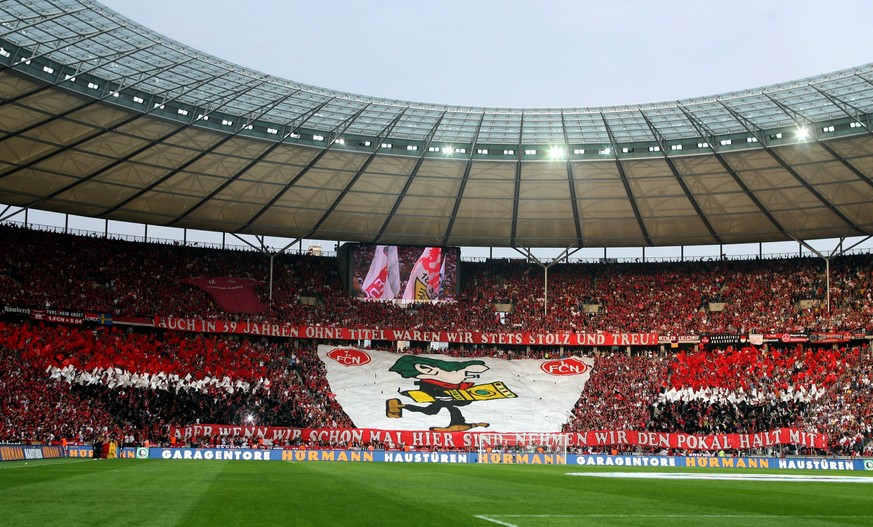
[350,245,459,302]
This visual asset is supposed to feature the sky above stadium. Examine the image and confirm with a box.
[97,0,873,108]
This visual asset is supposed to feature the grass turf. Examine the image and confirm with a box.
[1,458,873,526]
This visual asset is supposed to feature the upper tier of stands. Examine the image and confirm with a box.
[1,224,871,335]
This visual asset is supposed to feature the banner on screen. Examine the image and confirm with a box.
[351,245,459,302]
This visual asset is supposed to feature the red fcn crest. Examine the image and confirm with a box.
[327,348,371,367]
[540,357,589,376]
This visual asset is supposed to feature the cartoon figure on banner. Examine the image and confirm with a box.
[385,355,517,431]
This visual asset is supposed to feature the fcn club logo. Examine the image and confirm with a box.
[327,348,371,367]
[540,357,589,376]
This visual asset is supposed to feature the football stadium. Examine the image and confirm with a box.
[2,1,873,525]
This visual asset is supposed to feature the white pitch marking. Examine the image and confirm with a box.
[476,514,873,526]
[475,515,522,527]
[566,472,873,483]
[475,472,873,524]
[0,458,92,470]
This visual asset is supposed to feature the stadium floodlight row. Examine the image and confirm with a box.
[0,0,872,248]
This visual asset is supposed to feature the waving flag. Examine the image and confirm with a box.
[403,247,444,301]
[184,277,265,314]
[361,245,401,299]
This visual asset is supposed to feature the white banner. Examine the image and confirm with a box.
[317,346,594,433]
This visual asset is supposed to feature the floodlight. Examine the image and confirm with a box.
[548,147,565,159]
[797,126,810,139]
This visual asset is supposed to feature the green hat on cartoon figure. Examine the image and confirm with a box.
[389,355,487,379]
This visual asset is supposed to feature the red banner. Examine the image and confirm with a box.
[171,425,826,451]
[154,318,657,346]
[184,277,265,314]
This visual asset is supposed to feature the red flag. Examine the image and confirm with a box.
[402,247,444,301]
[184,277,265,314]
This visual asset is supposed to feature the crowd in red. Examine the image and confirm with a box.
[1,317,871,454]
[667,345,856,393]
[564,351,668,432]
[0,321,354,445]
[651,345,869,454]
[1,224,872,454]
[2,225,872,335]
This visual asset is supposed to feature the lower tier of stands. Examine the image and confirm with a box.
[1,321,869,456]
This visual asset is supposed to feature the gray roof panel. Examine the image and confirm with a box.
[1,0,872,247]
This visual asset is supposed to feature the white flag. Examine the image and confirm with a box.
[317,345,594,432]
[361,245,401,299]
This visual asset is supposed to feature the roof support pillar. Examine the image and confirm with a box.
[513,245,582,320]
[789,236,870,315]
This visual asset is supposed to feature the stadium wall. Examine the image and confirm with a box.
[17,445,868,472]
[0,445,65,461]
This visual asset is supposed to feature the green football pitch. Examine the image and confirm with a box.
[2,458,873,526]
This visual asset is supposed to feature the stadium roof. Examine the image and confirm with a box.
[1,0,873,248]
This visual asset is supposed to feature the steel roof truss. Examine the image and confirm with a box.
[639,108,721,244]
[304,107,410,239]
[372,109,448,243]
[238,100,369,233]
[601,111,652,246]
[676,103,788,239]
[719,100,862,236]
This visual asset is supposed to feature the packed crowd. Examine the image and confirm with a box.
[564,351,668,432]
[655,345,870,455]
[1,224,872,335]
[0,321,350,445]
[1,318,871,454]
[1,225,872,454]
